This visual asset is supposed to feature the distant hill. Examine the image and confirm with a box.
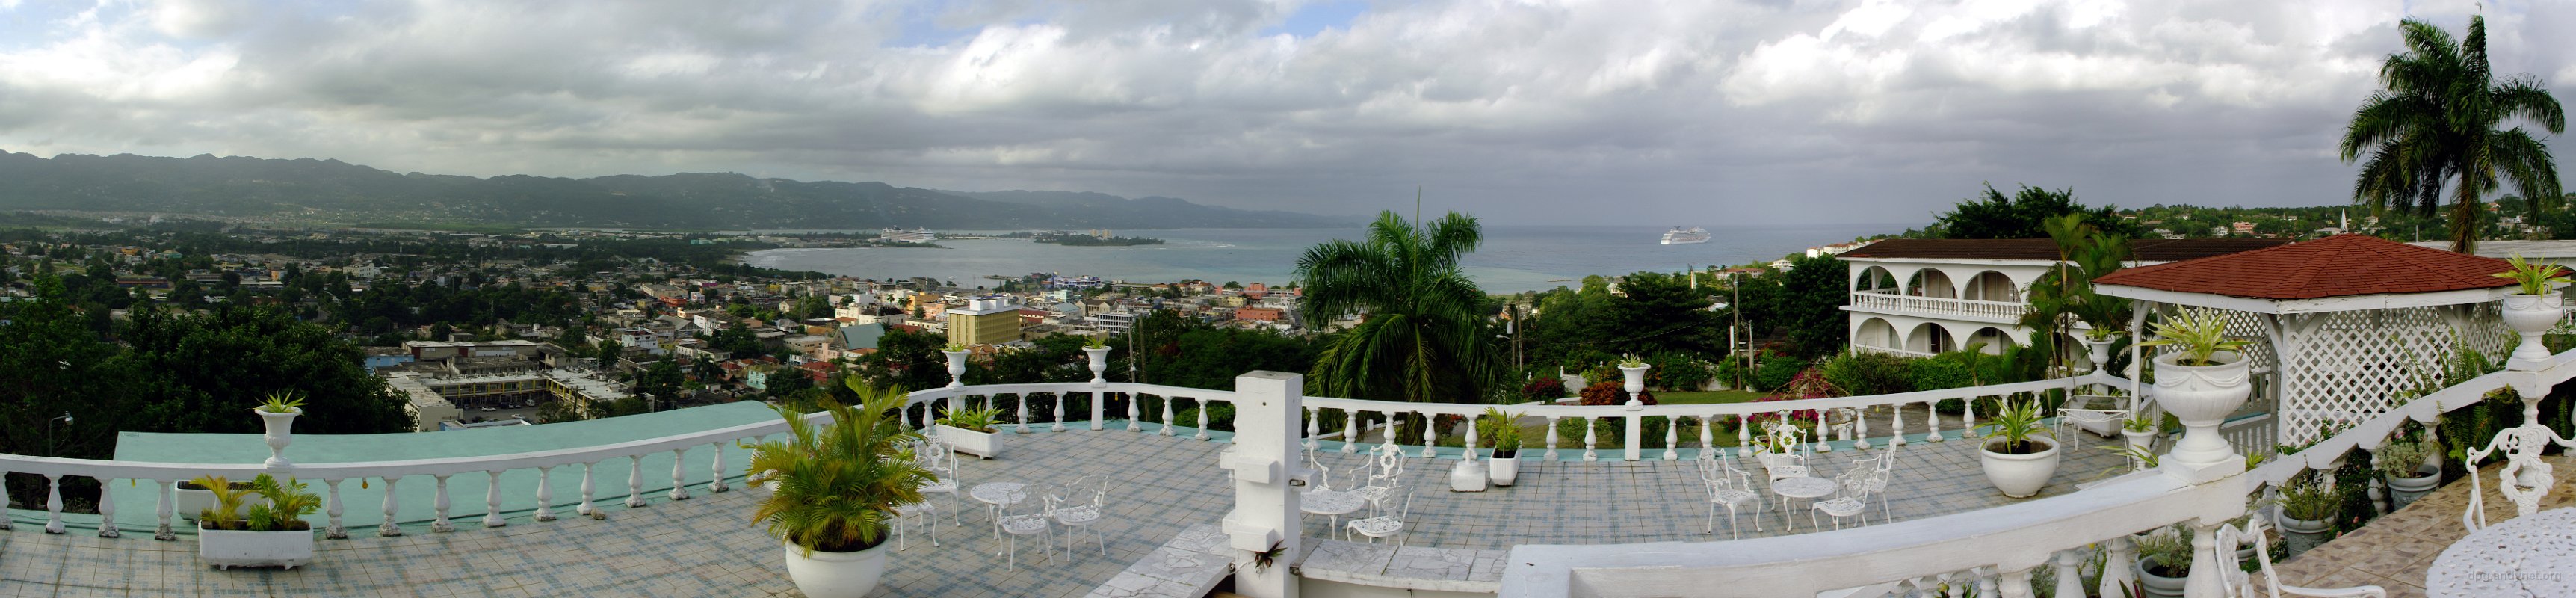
[0,151,1356,230]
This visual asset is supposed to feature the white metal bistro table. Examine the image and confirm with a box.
[1300,489,1369,539]
[969,481,1029,546]
[1770,476,1839,532]
[2426,507,2576,597]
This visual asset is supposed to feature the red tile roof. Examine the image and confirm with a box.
[1841,238,2290,262]
[2090,234,2514,299]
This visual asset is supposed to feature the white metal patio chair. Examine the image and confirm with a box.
[915,440,963,525]
[1754,422,1812,481]
[996,484,1057,571]
[1699,456,1764,539]
[2214,520,2387,597]
[1848,446,1898,524]
[892,499,938,549]
[1351,443,1407,515]
[1809,467,1879,531]
[1046,476,1108,560]
[1347,490,1416,573]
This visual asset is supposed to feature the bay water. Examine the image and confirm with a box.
[738,224,1906,294]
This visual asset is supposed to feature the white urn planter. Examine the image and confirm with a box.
[1450,459,1489,492]
[782,540,889,598]
[1083,346,1111,386]
[2149,351,2252,475]
[1978,437,2060,499]
[2080,335,2121,372]
[1489,451,1521,486]
[2121,428,2158,468]
[255,407,301,470]
[2502,292,2564,368]
[198,523,315,570]
[935,425,1001,459]
[1617,364,1649,408]
[942,349,970,389]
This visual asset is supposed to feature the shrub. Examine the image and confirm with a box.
[1522,377,1568,402]
[1649,353,1714,391]
[1907,358,1975,392]
[1754,356,1806,391]
[1823,352,1913,397]
[1577,381,1655,406]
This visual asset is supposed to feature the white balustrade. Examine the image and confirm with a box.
[1847,291,2031,321]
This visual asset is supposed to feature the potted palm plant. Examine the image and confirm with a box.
[255,391,304,470]
[2494,255,2568,366]
[2138,308,2253,472]
[1082,337,1111,386]
[1977,399,2060,498]
[1480,408,1525,486]
[195,473,321,570]
[744,382,934,598]
[2130,525,2191,598]
[941,342,970,389]
[933,407,1005,459]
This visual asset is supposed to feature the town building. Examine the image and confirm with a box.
[1840,238,2288,356]
[945,295,1025,346]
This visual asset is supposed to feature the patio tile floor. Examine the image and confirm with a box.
[0,423,2127,597]
[2268,454,2576,598]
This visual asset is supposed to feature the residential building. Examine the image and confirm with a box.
[946,295,1025,346]
[1840,238,2288,356]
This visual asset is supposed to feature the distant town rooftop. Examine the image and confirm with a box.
[1840,238,2289,262]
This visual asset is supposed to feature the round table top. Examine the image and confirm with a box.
[2426,507,2576,597]
[969,482,1027,506]
[1301,490,1368,516]
[1772,476,1839,499]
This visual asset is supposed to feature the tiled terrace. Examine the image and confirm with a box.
[2268,454,2576,597]
[0,424,2125,597]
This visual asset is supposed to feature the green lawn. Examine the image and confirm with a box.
[1655,389,1767,405]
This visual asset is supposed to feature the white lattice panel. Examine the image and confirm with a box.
[2274,304,2510,446]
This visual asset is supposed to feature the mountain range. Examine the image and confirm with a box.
[0,151,1355,230]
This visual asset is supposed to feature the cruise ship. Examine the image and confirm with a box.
[878,226,936,244]
[1659,226,1709,244]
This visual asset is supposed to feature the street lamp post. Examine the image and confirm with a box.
[46,412,72,456]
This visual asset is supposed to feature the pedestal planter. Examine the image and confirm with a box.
[2502,292,2564,369]
[1979,437,2060,499]
[942,350,970,389]
[1617,364,1649,407]
[782,540,889,598]
[2386,466,2441,510]
[2133,555,2187,598]
[2149,351,2252,475]
[2121,428,2157,469]
[1083,346,1111,386]
[255,407,301,471]
[197,523,315,570]
[935,425,1001,459]
[2278,516,2332,558]
[1489,452,1521,486]
[1450,459,1488,492]
[2081,336,2121,373]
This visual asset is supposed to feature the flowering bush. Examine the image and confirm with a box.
[1576,381,1656,406]
[1522,377,1568,402]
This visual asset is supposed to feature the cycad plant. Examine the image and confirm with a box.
[744,380,935,555]
[2138,308,2249,367]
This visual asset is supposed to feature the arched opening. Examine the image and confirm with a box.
[1909,270,1956,299]
[1968,327,2011,355]
[1962,271,2019,302]
[1853,266,1900,294]
[1906,322,1953,354]
[1856,318,1898,351]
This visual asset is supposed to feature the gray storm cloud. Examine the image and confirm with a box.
[0,0,2563,226]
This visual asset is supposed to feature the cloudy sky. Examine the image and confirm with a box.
[0,0,2566,226]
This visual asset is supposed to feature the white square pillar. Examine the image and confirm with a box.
[1223,371,1304,598]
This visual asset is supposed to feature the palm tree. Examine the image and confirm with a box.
[2342,15,2564,253]
[1296,210,1506,408]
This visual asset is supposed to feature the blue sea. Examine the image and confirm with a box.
[738,224,1908,294]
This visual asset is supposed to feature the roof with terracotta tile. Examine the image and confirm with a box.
[2089,234,2515,299]
[1840,238,2291,262]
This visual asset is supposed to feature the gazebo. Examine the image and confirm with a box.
[2093,234,2520,451]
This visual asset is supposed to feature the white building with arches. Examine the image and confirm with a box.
[1839,238,2288,357]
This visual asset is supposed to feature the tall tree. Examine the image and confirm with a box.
[2342,15,2564,253]
[1295,210,1505,404]
[1922,184,2143,240]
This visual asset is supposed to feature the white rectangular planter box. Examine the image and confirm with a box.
[197,523,315,570]
[174,486,265,521]
[936,425,1001,459]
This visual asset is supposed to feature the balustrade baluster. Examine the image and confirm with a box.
[669,449,691,500]
[1736,416,1753,458]
[1052,393,1066,432]
[484,470,508,528]
[1463,417,1480,463]
[2051,550,2084,598]
[1014,393,1029,433]
[1962,398,1979,440]
[1940,572,1968,598]
[1304,407,1319,451]
[1583,417,1599,462]
[1972,568,1999,598]
[1664,416,1679,460]
[626,457,647,508]
[1813,409,1833,453]
[1997,566,2036,598]
[94,478,115,538]
[1196,399,1212,440]
[709,443,729,493]
[1159,395,1176,437]
[324,478,346,539]
[0,469,10,531]
[534,466,557,523]
[1127,393,1142,431]
[1343,409,1361,453]
[578,462,598,516]
[1697,416,1715,459]
[379,478,404,537]
[44,474,63,534]
[1855,406,1873,450]
[1544,416,1561,461]
[153,479,173,540]
[1421,411,1439,457]
[2098,534,2137,597]
[430,475,454,532]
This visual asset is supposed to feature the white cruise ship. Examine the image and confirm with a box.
[879,227,936,244]
[1660,226,1709,245]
